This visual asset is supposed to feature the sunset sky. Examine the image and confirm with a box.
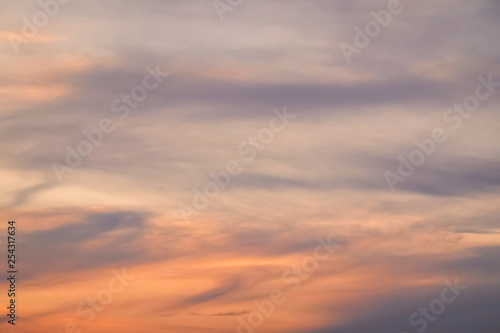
[1,1,500,332]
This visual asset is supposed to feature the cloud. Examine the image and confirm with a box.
[18,211,149,279]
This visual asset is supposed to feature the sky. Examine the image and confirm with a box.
[0,0,500,332]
